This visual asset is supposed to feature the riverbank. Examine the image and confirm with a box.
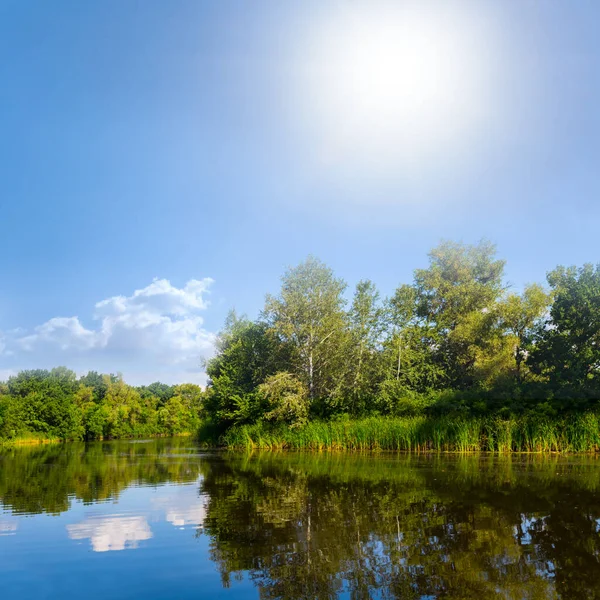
[0,431,194,448]
[0,434,61,447]
[215,414,600,452]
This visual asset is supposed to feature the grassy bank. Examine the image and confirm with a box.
[216,414,600,452]
[0,431,194,448]
[0,433,61,447]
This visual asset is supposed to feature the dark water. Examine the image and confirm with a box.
[2,441,600,599]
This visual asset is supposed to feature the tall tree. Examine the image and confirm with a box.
[382,284,443,397]
[500,283,550,385]
[204,311,288,427]
[528,264,600,399]
[413,240,506,389]
[263,256,348,410]
[346,280,385,414]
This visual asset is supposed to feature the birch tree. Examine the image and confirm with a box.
[263,256,348,409]
[346,280,385,413]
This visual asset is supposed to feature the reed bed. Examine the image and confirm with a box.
[218,413,600,453]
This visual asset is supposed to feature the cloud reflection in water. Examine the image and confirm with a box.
[67,515,152,552]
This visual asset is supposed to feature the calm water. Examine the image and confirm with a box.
[2,440,600,599]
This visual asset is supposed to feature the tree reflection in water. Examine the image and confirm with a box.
[199,452,600,599]
[0,438,203,515]
[3,442,600,598]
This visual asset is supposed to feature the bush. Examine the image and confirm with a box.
[376,380,431,416]
[258,372,310,428]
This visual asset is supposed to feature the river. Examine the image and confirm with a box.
[1,438,600,598]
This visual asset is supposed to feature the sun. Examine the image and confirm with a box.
[297,2,494,173]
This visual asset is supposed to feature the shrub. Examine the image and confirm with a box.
[258,372,310,428]
[376,379,430,416]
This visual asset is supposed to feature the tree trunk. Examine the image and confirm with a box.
[396,335,402,380]
[308,351,314,399]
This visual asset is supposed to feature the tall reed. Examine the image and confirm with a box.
[216,414,600,453]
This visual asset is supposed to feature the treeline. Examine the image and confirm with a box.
[204,240,600,437]
[4,240,600,446]
[0,368,202,442]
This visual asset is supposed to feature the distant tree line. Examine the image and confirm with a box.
[204,240,600,434]
[0,368,202,441]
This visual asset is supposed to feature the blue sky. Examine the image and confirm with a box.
[1,0,599,384]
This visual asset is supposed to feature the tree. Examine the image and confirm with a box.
[413,240,506,389]
[6,368,81,439]
[162,383,204,433]
[79,371,117,402]
[383,284,443,393]
[204,312,289,428]
[528,264,600,400]
[346,280,385,414]
[102,377,143,438]
[500,283,550,385]
[138,382,175,406]
[258,372,309,428]
[264,256,348,413]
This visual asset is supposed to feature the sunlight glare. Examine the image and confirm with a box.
[299,2,497,176]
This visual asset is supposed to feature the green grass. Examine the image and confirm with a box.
[0,430,194,447]
[0,432,62,447]
[215,413,600,453]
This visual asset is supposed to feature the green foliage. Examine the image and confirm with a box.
[204,311,288,429]
[345,279,386,414]
[264,256,349,411]
[158,384,203,434]
[3,368,82,440]
[529,264,600,402]
[138,381,175,406]
[258,371,309,428]
[375,379,431,416]
[0,369,204,443]
[197,245,600,444]
[413,240,506,389]
[79,371,117,402]
[500,283,550,384]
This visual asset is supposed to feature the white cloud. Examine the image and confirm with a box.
[67,515,152,552]
[19,317,99,351]
[0,278,216,385]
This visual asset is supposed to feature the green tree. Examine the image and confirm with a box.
[413,240,506,389]
[383,283,443,394]
[6,368,81,439]
[264,256,348,414]
[160,383,204,433]
[204,312,288,428]
[138,381,174,406]
[345,280,385,414]
[258,372,310,428]
[500,283,550,385]
[529,264,600,402]
[79,371,117,402]
[102,377,143,438]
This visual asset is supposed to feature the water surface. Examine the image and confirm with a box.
[2,439,600,599]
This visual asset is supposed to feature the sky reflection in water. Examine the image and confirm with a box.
[2,439,600,599]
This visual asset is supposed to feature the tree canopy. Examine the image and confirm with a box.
[201,241,600,432]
